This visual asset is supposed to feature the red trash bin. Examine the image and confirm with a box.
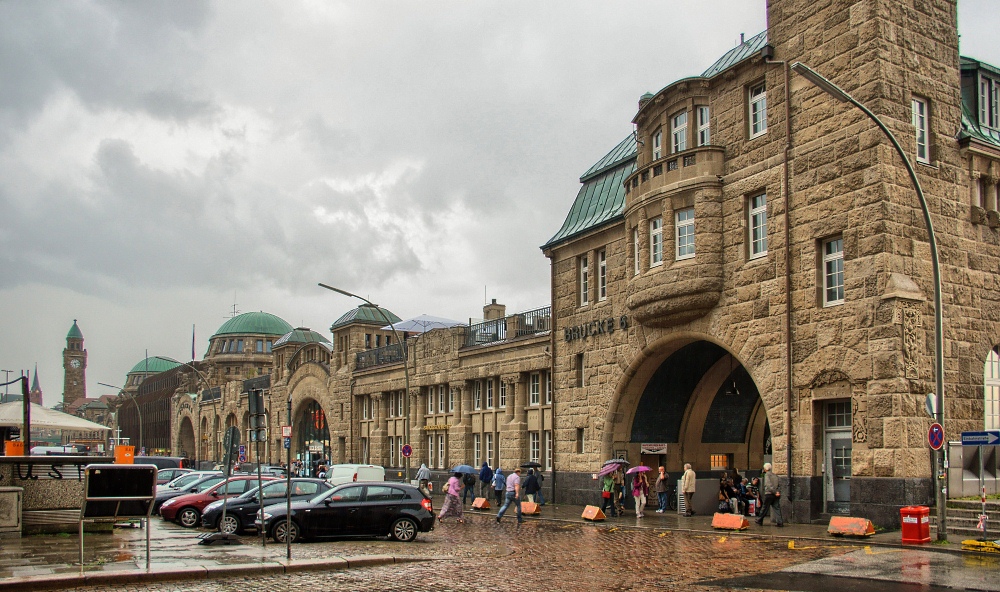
[900,505,930,544]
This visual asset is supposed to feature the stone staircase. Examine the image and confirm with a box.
[945,500,1000,539]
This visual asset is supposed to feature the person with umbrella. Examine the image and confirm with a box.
[628,466,651,518]
[479,462,494,499]
[521,461,544,505]
[599,470,617,517]
[522,468,540,503]
[438,471,465,524]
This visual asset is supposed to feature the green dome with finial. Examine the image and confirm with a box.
[212,312,293,337]
[67,320,83,340]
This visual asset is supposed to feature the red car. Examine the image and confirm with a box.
[159,476,276,527]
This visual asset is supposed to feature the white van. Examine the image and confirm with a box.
[326,464,385,486]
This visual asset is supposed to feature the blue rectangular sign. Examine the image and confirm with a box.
[961,430,1000,446]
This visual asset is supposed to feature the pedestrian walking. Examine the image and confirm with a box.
[496,467,523,524]
[535,470,546,505]
[492,467,506,506]
[681,463,697,516]
[416,463,432,497]
[600,473,617,517]
[438,472,465,523]
[755,463,784,527]
[479,462,494,498]
[654,467,669,513]
[462,471,477,505]
[632,471,649,518]
[523,469,540,503]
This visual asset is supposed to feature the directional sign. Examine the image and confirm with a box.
[283,437,291,449]
[928,423,945,450]
[961,430,1000,446]
[401,444,412,458]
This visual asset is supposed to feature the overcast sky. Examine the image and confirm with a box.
[1,1,996,407]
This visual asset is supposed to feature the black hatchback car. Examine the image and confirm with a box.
[257,482,434,543]
[201,478,331,534]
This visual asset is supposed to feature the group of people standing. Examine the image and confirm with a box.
[426,461,546,525]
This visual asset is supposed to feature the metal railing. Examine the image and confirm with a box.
[464,305,551,347]
[355,342,406,371]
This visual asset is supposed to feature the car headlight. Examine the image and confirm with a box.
[205,501,223,512]
[161,498,177,508]
[258,511,272,521]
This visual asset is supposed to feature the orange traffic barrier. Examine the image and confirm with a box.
[581,505,606,521]
[711,512,750,530]
[4,441,24,456]
[827,516,875,537]
[471,497,491,510]
[521,501,541,515]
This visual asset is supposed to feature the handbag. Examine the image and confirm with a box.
[602,490,611,499]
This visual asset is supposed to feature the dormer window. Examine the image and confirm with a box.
[981,75,999,129]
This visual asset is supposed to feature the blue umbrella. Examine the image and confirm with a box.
[451,464,477,474]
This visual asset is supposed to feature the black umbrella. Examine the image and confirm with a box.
[451,464,477,474]
[520,462,542,469]
[602,458,629,468]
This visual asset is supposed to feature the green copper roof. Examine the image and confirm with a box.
[543,134,636,248]
[701,31,768,78]
[330,305,402,331]
[274,327,331,347]
[128,356,181,374]
[959,104,1000,148]
[213,311,293,337]
[67,320,83,340]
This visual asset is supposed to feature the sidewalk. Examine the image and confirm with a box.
[0,503,983,591]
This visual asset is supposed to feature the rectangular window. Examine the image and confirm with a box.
[529,432,540,463]
[749,82,767,138]
[912,97,929,163]
[236,339,244,353]
[544,430,553,471]
[364,334,371,349]
[633,227,640,276]
[598,249,607,301]
[448,386,455,412]
[397,390,404,417]
[473,381,482,410]
[375,334,381,348]
[576,353,585,387]
[653,129,662,160]
[498,380,507,408]
[676,207,695,260]
[649,217,663,267]
[671,111,688,153]
[823,237,845,306]
[529,373,540,406]
[710,453,731,471]
[545,371,552,405]
[256,339,264,353]
[266,340,272,353]
[426,389,433,415]
[749,193,768,258]
[826,401,851,427]
[437,434,446,469]
[579,255,589,306]
[576,428,585,454]
[485,433,494,466]
[486,379,494,409]
[474,434,482,466]
[980,76,999,129]
[697,106,710,146]
[427,435,434,467]
[437,385,445,414]
[389,435,395,467]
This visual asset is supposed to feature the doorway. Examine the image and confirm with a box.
[824,400,852,514]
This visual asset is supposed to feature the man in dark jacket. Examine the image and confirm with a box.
[462,472,477,504]
[479,462,494,498]
[523,469,541,503]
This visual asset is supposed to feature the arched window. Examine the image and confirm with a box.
[986,347,1000,430]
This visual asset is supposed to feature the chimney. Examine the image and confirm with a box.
[483,298,506,321]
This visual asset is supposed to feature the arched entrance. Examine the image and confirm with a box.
[295,399,330,477]
[178,416,196,460]
[613,340,770,478]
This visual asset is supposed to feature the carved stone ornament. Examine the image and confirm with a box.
[902,306,921,380]
[851,385,867,443]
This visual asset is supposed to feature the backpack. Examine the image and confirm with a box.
[463,474,476,487]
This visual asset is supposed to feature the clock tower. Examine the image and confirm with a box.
[63,319,87,409]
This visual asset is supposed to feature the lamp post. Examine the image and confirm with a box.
[790,62,946,540]
[153,357,217,462]
[99,382,141,453]
[319,283,411,484]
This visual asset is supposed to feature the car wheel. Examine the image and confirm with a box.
[272,519,300,543]
[178,507,200,528]
[390,517,418,542]
[219,514,241,535]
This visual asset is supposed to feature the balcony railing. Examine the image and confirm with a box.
[464,305,551,348]
[355,342,406,371]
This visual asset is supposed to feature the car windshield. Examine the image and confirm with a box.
[193,477,224,492]
[168,474,202,489]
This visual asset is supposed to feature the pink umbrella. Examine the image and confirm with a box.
[598,464,621,477]
[626,465,652,474]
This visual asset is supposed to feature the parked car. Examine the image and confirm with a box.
[156,468,193,485]
[135,456,192,470]
[325,464,385,485]
[235,463,288,477]
[257,482,434,543]
[201,478,331,534]
[160,475,276,527]
[153,473,225,513]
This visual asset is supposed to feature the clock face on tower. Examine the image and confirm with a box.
[70,359,81,369]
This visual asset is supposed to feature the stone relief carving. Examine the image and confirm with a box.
[851,384,867,443]
[901,306,921,379]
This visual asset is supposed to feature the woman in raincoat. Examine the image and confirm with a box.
[438,471,465,523]
[416,463,431,497]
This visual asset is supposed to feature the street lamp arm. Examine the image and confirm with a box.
[98,381,142,452]
[151,356,219,463]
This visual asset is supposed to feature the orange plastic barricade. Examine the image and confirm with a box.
[900,506,931,544]
[827,516,875,537]
[581,505,606,521]
[711,512,750,530]
[114,445,135,464]
[471,497,491,510]
[4,441,24,456]
[521,501,541,515]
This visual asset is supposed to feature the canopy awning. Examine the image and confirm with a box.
[0,402,111,431]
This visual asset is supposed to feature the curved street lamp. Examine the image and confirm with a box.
[790,62,946,540]
[99,382,141,453]
[319,283,411,484]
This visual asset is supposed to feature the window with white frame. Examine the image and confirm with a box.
[361,438,369,463]
[474,434,482,465]
[653,129,662,160]
[498,380,507,408]
[544,430,552,470]
[397,391,403,416]
[697,106,710,146]
[437,385,446,414]
[427,435,434,467]
[749,193,768,258]
[749,82,767,138]
[545,371,552,405]
[986,347,1000,430]
[579,255,589,306]
[437,434,445,469]
[529,432,540,463]
[426,390,433,415]
[473,381,482,410]
[823,237,845,306]
[650,217,663,267]
[388,436,396,467]
[672,111,688,153]
[486,379,494,409]
[598,249,607,301]
[448,386,454,412]
[529,373,540,406]
[980,76,999,130]
[676,207,695,260]
[485,433,494,465]
[633,227,640,276]
[912,96,929,163]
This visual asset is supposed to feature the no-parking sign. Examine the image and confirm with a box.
[928,423,945,451]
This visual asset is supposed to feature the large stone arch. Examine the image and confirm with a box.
[177,416,196,460]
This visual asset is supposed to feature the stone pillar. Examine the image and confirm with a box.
[370,392,387,466]
[451,383,472,467]
[500,374,528,467]
[411,387,424,463]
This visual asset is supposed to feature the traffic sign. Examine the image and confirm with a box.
[401,444,412,458]
[238,444,247,463]
[961,430,1000,446]
[928,423,944,450]
[283,437,291,449]
[281,425,292,438]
